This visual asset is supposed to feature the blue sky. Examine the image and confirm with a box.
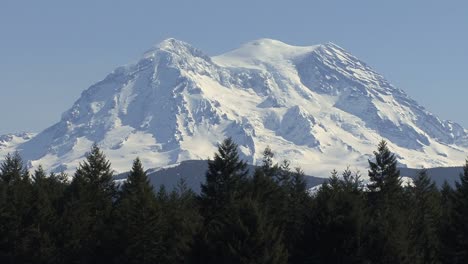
[0,0,467,134]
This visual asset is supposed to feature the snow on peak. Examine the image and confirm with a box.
[143,38,209,61]
[157,38,190,49]
[12,38,468,177]
[239,38,318,56]
[213,38,320,68]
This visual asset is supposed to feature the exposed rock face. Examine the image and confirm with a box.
[4,38,466,176]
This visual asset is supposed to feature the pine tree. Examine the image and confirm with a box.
[251,147,311,264]
[159,178,202,264]
[364,140,408,263]
[202,197,288,264]
[156,184,169,203]
[307,168,365,263]
[251,166,282,209]
[0,152,34,263]
[113,158,162,264]
[439,180,456,263]
[250,147,285,222]
[449,160,468,263]
[199,137,249,221]
[407,169,441,264]
[260,146,279,178]
[196,138,252,263]
[368,140,402,193]
[26,166,63,264]
[275,159,292,186]
[282,167,312,264]
[59,144,116,263]
[0,152,29,184]
[119,158,153,198]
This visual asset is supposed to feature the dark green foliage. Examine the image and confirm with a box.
[201,197,287,264]
[448,160,468,263]
[250,148,312,264]
[27,167,67,264]
[260,146,278,178]
[2,138,468,264]
[0,152,33,263]
[280,167,312,263]
[199,137,248,221]
[275,159,293,186]
[368,140,402,193]
[113,158,162,264]
[159,179,202,263]
[249,146,283,209]
[0,152,29,184]
[0,152,69,264]
[250,148,285,223]
[59,144,116,263]
[71,144,116,197]
[196,138,250,263]
[407,169,441,264]
[440,181,456,263]
[365,140,409,263]
[119,157,153,198]
[307,168,366,263]
[196,142,290,264]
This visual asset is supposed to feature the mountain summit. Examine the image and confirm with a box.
[6,38,467,175]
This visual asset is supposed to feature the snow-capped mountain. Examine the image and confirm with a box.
[0,133,36,157]
[6,38,468,175]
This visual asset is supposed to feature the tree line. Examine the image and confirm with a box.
[1,138,468,263]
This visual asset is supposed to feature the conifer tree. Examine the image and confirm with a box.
[0,152,29,184]
[282,167,311,264]
[159,179,202,264]
[0,152,34,263]
[275,159,292,186]
[307,168,365,263]
[364,140,408,263]
[368,140,402,192]
[407,169,441,264]
[27,166,63,264]
[199,137,249,221]
[250,147,284,220]
[260,146,279,178]
[113,158,162,264]
[248,147,313,263]
[439,180,456,263]
[202,197,287,264]
[59,144,116,263]
[119,158,153,197]
[251,147,311,264]
[156,184,169,203]
[196,138,252,263]
[449,160,468,263]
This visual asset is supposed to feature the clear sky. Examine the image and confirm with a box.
[0,0,467,135]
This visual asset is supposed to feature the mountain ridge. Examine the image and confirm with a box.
[2,38,466,176]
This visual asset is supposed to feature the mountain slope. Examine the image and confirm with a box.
[13,38,468,175]
[0,132,36,158]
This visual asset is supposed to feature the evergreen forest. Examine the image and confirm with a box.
[1,138,468,264]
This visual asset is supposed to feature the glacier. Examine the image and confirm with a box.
[2,38,467,176]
